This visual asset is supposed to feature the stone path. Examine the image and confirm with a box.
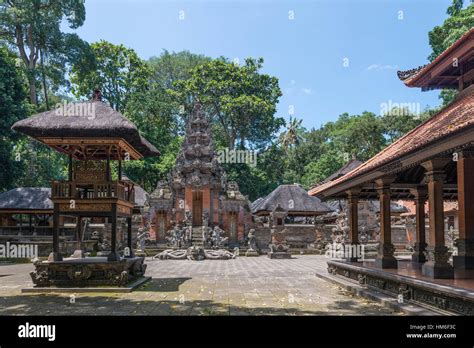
[0,255,401,316]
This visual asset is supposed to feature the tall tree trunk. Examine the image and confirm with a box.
[27,72,38,105]
[40,49,49,110]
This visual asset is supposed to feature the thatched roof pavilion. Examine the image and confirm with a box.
[252,184,333,216]
[12,93,159,160]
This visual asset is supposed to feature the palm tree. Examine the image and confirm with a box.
[279,117,304,150]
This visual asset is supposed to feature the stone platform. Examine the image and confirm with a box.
[28,256,147,288]
[326,259,474,315]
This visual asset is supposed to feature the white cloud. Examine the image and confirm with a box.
[301,88,312,95]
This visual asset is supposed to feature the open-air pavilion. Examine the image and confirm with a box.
[11,90,160,288]
[309,28,474,315]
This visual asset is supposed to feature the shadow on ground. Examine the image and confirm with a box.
[136,278,192,292]
[0,292,397,316]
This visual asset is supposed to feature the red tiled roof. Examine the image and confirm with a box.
[309,92,474,197]
[397,200,458,216]
[397,27,474,87]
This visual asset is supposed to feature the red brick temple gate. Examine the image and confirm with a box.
[147,103,251,248]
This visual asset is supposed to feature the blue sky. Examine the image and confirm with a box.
[70,0,457,130]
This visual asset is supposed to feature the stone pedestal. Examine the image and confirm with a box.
[30,256,147,287]
[375,243,398,268]
[245,249,259,257]
[422,246,454,279]
[47,252,63,262]
[411,242,427,263]
[453,239,474,279]
[267,243,291,259]
[71,250,85,258]
[267,251,291,259]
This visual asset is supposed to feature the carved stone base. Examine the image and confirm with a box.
[453,256,474,279]
[107,251,121,261]
[422,261,454,279]
[374,256,398,269]
[346,257,359,263]
[30,257,147,287]
[453,239,474,279]
[71,250,85,258]
[47,252,63,262]
[267,251,291,259]
[422,246,454,279]
[245,249,259,257]
[326,260,474,315]
[411,242,427,263]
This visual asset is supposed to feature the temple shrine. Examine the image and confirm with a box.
[146,103,250,248]
[11,90,159,287]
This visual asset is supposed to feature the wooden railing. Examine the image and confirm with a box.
[52,180,135,203]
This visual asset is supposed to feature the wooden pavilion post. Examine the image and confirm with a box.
[375,177,398,269]
[453,150,474,278]
[421,159,453,278]
[48,202,62,261]
[126,217,134,258]
[346,188,360,262]
[410,187,427,263]
[72,216,85,258]
[107,203,120,261]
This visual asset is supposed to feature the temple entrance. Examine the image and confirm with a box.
[156,211,167,242]
[192,191,203,226]
[229,212,237,242]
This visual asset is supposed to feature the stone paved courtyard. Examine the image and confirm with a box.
[0,255,400,316]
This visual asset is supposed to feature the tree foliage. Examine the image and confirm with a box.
[0,0,89,106]
[71,40,150,111]
[172,57,284,150]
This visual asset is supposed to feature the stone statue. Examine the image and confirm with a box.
[248,229,258,251]
[137,228,150,252]
[202,226,211,248]
[202,209,209,227]
[184,210,192,226]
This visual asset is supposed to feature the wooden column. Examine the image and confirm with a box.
[48,203,62,261]
[410,187,427,263]
[453,150,474,278]
[126,217,134,258]
[346,188,360,262]
[375,177,397,269]
[118,148,122,181]
[72,216,85,258]
[421,159,453,279]
[107,204,120,261]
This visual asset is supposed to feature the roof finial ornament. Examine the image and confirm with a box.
[92,89,103,101]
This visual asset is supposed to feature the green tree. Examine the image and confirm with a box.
[120,51,211,190]
[173,57,284,150]
[428,0,474,105]
[71,40,151,111]
[148,50,210,89]
[0,45,28,191]
[0,0,88,106]
[279,117,305,150]
[380,107,426,143]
